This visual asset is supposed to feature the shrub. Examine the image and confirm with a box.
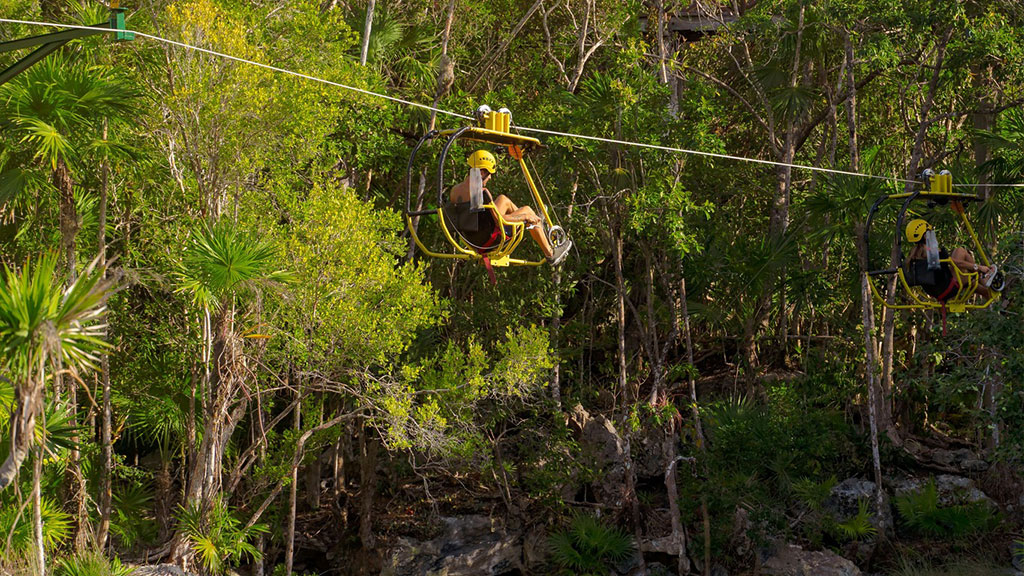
[894,480,998,539]
[55,551,133,576]
[175,498,267,575]
[547,514,635,575]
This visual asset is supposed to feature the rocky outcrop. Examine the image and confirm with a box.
[825,478,893,537]
[890,474,993,507]
[761,544,862,576]
[380,516,521,576]
[569,404,630,508]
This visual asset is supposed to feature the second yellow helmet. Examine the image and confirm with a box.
[468,150,496,174]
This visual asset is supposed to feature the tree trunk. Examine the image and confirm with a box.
[861,272,886,535]
[0,381,45,492]
[56,158,77,281]
[613,224,629,402]
[359,0,376,66]
[679,270,710,569]
[34,445,46,576]
[285,392,301,576]
[172,305,241,566]
[551,266,563,410]
[68,380,90,551]
[358,426,378,550]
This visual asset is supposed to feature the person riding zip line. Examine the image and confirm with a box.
[448,149,570,265]
[904,218,1003,301]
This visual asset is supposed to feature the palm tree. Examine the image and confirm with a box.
[0,253,114,573]
[0,254,114,491]
[0,54,135,277]
[170,221,289,566]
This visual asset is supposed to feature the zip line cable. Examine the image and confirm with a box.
[3,18,1024,188]
[0,18,474,121]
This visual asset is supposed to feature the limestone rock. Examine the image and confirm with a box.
[380,516,521,576]
[928,447,989,472]
[522,524,548,570]
[576,410,629,508]
[729,507,752,557]
[761,544,862,576]
[890,474,992,507]
[825,478,893,537]
[130,566,194,576]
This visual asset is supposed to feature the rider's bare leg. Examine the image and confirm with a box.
[492,195,552,257]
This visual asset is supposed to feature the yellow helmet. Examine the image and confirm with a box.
[905,219,931,243]
[468,150,496,174]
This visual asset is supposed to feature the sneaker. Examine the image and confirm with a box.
[548,240,572,266]
[987,270,1005,292]
[982,265,999,288]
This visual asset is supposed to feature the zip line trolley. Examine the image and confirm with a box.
[405,106,568,271]
[864,169,1001,322]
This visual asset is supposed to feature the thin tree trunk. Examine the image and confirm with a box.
[68,379,89,551]
[97,117,113,550]
[644,250,664,406]
[613,225,628,402]
[862,273,885,535]
[285,392,301,576]
[56,159,77,282]
[655,0,669,85]
[359,0,375,66]
[550,178,577,409]
[34,445,46,576]
[0,383,45,492]
[679,271,710,570]
[359,425,378,550]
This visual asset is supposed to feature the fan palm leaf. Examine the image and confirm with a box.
[176,221,291,311]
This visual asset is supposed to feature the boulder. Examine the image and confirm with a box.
[380,516,521,576]
[761,544,862,576]
[824,478,893,537]
[890,474,993,507]
[633,421,676,479]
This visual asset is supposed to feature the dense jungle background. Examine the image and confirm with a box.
[1,0,1024,574]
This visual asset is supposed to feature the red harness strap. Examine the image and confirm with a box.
[476,226,502,286]
[935,278,959,336]
[480,256,497,285]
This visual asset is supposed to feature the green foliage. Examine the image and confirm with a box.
[55,551,133,576]
[0,254,111,380]
[0,496,73,554]
[110,483,157,550]
[176,498,267,576]
[894,480,998,539]
[284,182,440,368]
[547,514,635,575]
[833,499,879,541]
[177,220,291,312]
[792,475,837,512]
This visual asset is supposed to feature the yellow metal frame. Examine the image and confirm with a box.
[868,259,993,313]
